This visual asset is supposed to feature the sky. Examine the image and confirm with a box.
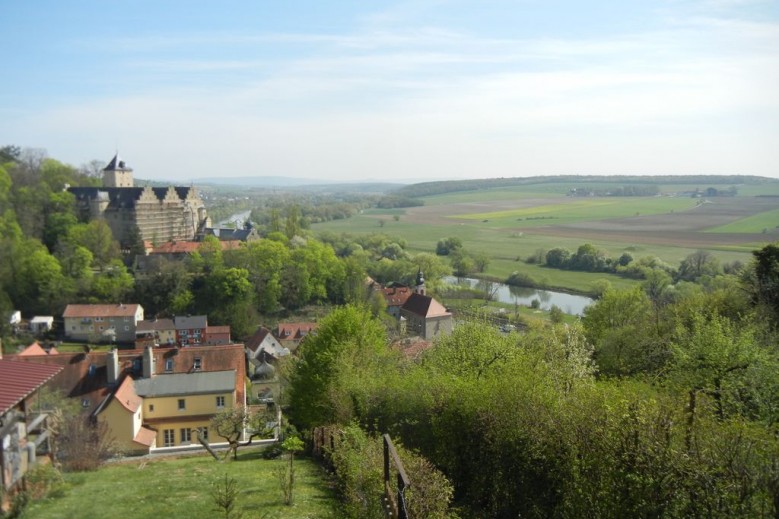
[1,0,778,182]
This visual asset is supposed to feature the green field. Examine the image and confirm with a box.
[707,207,779,234]
[312,178,779,296]
[22,450,338,519]
[450,197,698,227]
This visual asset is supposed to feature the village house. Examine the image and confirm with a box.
[135,316,230,348]
[245,326,290,361]
[29,316,54,335]
[379,284,414,319]
[174,315,207,346]
[135,318,176,348]
[276,322,318,351]
[63,304,144,343]
[95,344,246,454]
[0,358,63,510]
[201,223,261,243]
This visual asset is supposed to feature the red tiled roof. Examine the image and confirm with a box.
[5,352,110,414]
[393,339,433,360]
[133,426,157,447]
[18,342,54,356]
[63,304,141,318]
[245,326,272,353]
[206,326,231,334]
[380,286,413,307]
[114,375,142,413]
[401,293,451,318]
[151,240,242,255]
[0,360,63,415]
[277,322,318,340]
[114,344,247,404]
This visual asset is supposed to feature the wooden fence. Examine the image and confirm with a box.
[310,426,412,518]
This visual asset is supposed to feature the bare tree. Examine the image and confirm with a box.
[207,407,276,461]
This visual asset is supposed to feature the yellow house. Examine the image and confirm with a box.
[98,370,237,452]
[134,370,236,448]
[96,376,156,454]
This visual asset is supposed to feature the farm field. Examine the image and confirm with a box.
[22,450,339,519]
[315,180,779,294]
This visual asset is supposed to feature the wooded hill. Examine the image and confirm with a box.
[394,174,778,198]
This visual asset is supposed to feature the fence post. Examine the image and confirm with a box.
[383,434,410,519]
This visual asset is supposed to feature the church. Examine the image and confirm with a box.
[68,154,210,247]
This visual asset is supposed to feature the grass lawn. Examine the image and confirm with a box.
[22,450,339,519]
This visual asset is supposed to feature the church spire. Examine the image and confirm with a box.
[415,268,425,295]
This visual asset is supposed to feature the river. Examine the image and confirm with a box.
[217,210,252,228]
[444,277,594,316]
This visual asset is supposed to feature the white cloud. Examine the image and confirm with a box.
[5,1,778,180]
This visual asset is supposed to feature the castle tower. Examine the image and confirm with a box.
[102,153,134,188]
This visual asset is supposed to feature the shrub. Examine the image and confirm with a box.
[324,425,453,519]
[549,305,565,324]
[507,271,537,288]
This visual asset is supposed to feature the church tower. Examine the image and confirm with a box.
[102,153,134,187]
[414,269,426,296]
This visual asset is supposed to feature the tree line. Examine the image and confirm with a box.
[286,244,779,517]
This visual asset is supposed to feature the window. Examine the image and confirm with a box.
[178,399,186,411]
[165,359,173,372]
[200,428,208,441]
[95,317,103,322]
[124,326,129,331]
[163,429,175,447]
[216,396,225,409]
[180,428,191,444]
[149,404,154,412]
[193,357,202,371]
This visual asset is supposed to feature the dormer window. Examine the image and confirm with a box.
[193,357,202,371]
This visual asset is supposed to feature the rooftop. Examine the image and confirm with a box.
[63,304,141,318]
[134,370,236,398]
[0,359,63,415]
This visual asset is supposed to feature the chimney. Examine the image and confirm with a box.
[107,348,119,385]
[143,345,156,378]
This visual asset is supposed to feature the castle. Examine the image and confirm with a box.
[68,154,210,246]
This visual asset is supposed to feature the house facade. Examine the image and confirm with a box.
[96,344,246,454]
[245,326,290,361]
[174,315,208,346]
[135,370,236,448]
[29,316,54,335]
[135,318,176,348]
[63,304,144,343]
